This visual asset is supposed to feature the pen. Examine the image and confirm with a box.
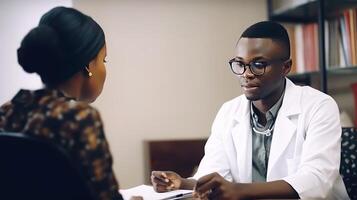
[159,192,193,200]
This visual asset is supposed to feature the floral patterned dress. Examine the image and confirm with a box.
[0,88,123,200]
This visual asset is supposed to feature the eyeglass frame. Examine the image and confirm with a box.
[228,58,289,76]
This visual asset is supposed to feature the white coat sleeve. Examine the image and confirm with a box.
[192,102,233,181]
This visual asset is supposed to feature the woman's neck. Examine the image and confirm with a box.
[57,73,83,101]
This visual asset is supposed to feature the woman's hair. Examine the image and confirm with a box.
[17,6,105,86]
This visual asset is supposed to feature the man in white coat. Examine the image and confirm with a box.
[151,21,349,199]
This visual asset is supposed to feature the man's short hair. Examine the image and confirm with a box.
[240,21,290,60]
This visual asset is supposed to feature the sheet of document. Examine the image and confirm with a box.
[120,184,193,200]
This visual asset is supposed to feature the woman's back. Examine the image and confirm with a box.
[0,88,123,200]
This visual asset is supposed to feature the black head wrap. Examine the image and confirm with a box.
[17,6,105,86]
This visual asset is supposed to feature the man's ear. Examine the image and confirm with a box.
[282,59,292,76]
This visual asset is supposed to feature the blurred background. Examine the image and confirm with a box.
[0,0,266,188]
[5,0,357,189]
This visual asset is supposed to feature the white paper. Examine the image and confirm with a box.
[120,184,193,200]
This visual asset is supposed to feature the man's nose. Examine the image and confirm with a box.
[242,66,255,78]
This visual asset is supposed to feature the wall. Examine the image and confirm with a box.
[0,0,72,104]
[73,0,267,188]
[1,0,354,190]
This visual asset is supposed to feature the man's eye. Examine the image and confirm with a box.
[252,61,266,69]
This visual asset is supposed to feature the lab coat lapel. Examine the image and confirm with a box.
[267,79,301,177]
[231,98,252,183]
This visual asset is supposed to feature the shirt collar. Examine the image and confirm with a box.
[250,86,285,126]
[12,88,70,104]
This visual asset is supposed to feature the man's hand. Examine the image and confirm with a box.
[194,172,249,200]
[151,171,182,192]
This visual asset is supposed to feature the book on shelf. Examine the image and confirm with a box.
[332,8,357,68]
[284,23,319,74]
[303,23,319,72]
[282,7,357,74]
[285,24,298,74]
[348,9,357,65]
[294,24,305,74]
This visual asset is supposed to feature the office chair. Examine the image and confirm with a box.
[341,127,357,200]
[0,132,98,200]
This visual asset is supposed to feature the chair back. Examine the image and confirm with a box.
[0,132,97,200]
[341,127,357,200]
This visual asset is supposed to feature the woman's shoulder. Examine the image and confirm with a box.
[69,101,101,122]
[50,98,101,122]
[29,88,102,123]
[37,92,105,139]
[2,88,103,125]
[0,101,14,113]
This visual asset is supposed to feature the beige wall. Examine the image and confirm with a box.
[73,0,267,188]
[0,0,72,104]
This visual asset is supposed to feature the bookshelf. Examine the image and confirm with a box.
[267,0,357,94]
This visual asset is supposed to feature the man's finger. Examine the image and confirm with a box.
[152,171,169,183]
[130,196,143,200]
[161,172,170,182]
[195,172,217,188]
[195,177,218,195]
[154,184,170,192]
[152,175,169,185]
[208,188,221,200]
[195,173,220,192]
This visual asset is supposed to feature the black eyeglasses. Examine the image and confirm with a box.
[228,58,287,76]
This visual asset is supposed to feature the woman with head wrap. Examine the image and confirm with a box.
[0,6,123,200]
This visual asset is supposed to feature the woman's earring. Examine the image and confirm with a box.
[85,67,93,77]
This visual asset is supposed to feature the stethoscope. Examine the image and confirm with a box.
[251,117,275,136]
[250,105,280,137]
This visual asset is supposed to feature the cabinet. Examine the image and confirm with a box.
[144,139,207,184]
[267,0,357,125]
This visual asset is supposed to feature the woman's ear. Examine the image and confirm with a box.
[85,66,93,77]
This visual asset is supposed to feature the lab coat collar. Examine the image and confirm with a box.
[231,78,302,182]
[267,78,302,177]
[278,78,301,117]
[232,78,301,124]
[231,97,251,182]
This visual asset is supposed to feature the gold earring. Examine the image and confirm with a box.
[85,67,93,77]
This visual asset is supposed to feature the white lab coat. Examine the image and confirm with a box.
[193,78,349,200]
